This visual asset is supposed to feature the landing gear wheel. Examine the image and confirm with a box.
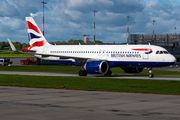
[149,73,154,78]
[104,70,112,76]
[148,68,154,78]
[79,70,87,76]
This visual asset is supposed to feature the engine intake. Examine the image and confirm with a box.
[85,61,109,74]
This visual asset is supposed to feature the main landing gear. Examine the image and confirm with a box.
[148,68,154,78]
[79,67,87,76]
[104,70,112,76]
[79,70,87,76]
[78,67,112,76]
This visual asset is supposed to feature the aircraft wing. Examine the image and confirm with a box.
[35,52,101,66]
[7,38,17,52]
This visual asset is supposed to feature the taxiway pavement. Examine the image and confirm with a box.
[0,86,180,120]
[0,71,180,81]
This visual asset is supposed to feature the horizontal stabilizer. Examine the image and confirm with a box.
[21,49,36,53]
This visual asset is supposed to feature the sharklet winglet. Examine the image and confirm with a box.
[7,38,17,52]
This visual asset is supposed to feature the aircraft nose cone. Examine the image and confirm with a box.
[171,55,176,63]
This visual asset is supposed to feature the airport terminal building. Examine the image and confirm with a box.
[129,34,180,60]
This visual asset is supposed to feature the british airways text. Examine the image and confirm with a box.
[111,54,141,58]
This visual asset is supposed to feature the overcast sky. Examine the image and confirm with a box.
[0,0,180,43]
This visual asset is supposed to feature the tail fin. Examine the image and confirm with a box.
[25,17,50,50]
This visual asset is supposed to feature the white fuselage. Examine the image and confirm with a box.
[31,44,176,67]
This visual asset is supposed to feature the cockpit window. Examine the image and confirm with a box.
[163,51,168,54]
[156,51,169,54]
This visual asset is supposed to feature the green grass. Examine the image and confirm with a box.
[0,74,180,95]
[0,66,180,77]
[0,66,81,73]
[0,51,32,58]
[0,54,32,58]
[0,66,180,95]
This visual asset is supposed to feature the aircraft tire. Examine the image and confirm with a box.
[104,70,112,76]
[149,73,154,78]
[79,70,87,76]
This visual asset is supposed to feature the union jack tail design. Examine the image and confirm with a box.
[25,17,50,50]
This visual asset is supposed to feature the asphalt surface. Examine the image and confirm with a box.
[0,71,180,81]
[0,86,180,120]
[1,58,180,119]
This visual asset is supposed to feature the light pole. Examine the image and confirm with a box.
[127,16,130,43]
[42,0,47,36]
[153,20,155,35]
[93,10,97,43]
[175,27,177,35]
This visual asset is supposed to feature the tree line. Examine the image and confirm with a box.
[0,39,103,50]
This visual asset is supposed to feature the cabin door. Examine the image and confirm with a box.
[143,47,150,59]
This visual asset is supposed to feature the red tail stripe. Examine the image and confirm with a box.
[132,48,152,51]
[30,40,45,48]
[22,40,45,51]
[26,21,40,34]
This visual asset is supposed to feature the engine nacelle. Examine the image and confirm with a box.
[85,61,109,74]
[121,67,144,73]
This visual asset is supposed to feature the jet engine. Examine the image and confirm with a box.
[84,61,109,74]
[121,67,144,73]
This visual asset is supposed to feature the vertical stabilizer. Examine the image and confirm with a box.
[25,17,50,50]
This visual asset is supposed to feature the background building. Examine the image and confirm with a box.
[129,34,180,57]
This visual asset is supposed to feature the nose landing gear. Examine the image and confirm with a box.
[148,68,154,78]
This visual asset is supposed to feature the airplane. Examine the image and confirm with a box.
[8,17,176,78]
